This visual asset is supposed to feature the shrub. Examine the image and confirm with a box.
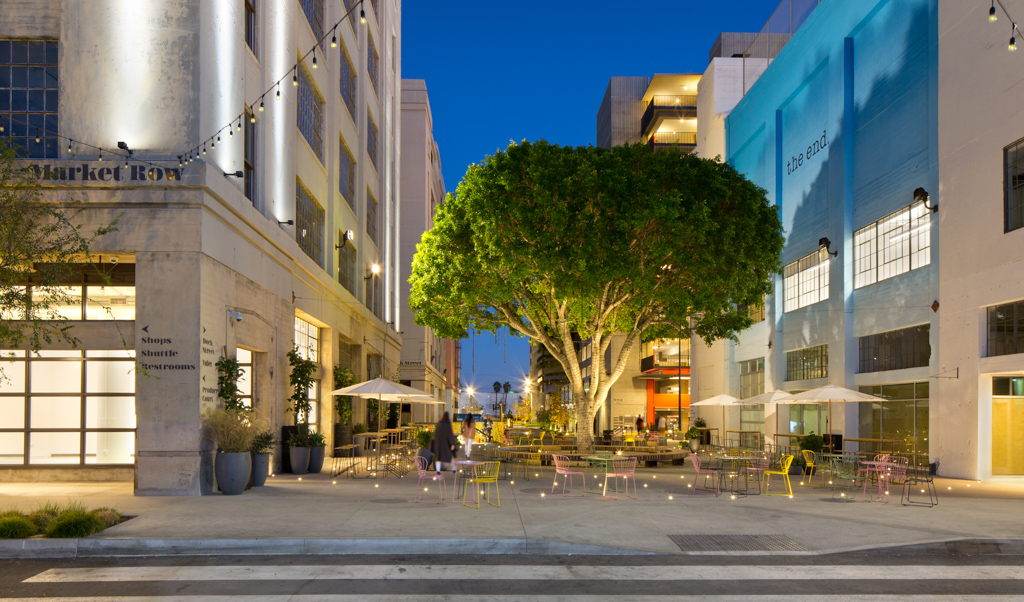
[250,427,278,454]
[799,431,824,454]
[694,417,707,428]
[90,507,123,529]
[202,408,253,453]
[416,428,433,449]
[684,426,702,440]
[352,423,367,435]
[308,431,327,448]
[287,428,310,448]
[45,509,106,538]
[0,515,36,539]
[0,509,26,519]
[28,508,59,531]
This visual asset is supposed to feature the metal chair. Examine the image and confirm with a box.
[603,456,638,500]
[740,450,769,495]
[463,461,501,509]
[763,454,794,497]
[877,455,909,503]
[552,454,585,497]
[902,469,939,507]
[831,454,866,501]
[690,452,721,496]
[413,456,446,504]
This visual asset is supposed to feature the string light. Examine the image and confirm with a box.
[98,150,103,161]
[293,67,298,87]
[331,27,337,48]
[237,118,242,132]
[360,8,366,24]
[259,96,264,112]
[991,1,998,22]
[67,140,72,153]
[202,144,206,155]
[312,47,317,69]
[229,127,233,138]
[210,137,215,149]
[34,130,40,143]
[250,107,256,123]
[276,84,280,101]
[1011,22,1018,51]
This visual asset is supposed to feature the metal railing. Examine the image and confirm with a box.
[640,95,697,138]
[649,132,697,151]
[742,0,821,95]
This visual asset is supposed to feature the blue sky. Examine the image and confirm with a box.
[402,0,779,395]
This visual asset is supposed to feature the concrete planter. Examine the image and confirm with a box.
[289,446,310,475]
[688,438,701,453]
[252,452,271,486]
[308,446,325,474]
[215,451,251,495]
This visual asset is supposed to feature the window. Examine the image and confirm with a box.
[236,348,254,411]
[785,404,826,437]
[0,40,59,158]
[338,338,356,372]
[296,181,324,267]
[853,201,931,289]
[367,34,380,98]
[244,0,257,56]
[367,110,379,172]
[339,45,356,121]
[369,0,380,22]
[739,297,765,323]
[338,237,356,295]
[366,188,378,246]
[858,324,930,373]
[783,248,829,312]
[1006,138,1024,232]
[243,107,256,204]
[988,300,1024,357]
[18,264,136,321]
[297,63,324,161]
[365,267,381,318]
[339,139,356,210]
[0,349,136,466]
[298,0,324,51]
[786,345,828,381]
[293,317,319,424]
[860,382,929,471]
[739,358,765,399]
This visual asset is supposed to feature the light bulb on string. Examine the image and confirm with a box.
[202,144,206,155]
[312,48,317,69]
[293,67,298,86]
[178,156,183,168]
[237,118,242,132]
[210,137,215,149]
[67,140,72,153]
[229,127,233,138]
[1011,23,1018,51]
[331,27,337,48]
[250,107,256,123]
[259,96,264,112]
[991,1,998,22]
[35,129,40,143]
[124,156,129,169]
[276,84,280,100]
[98,150,103,161]
[360,8,366,24]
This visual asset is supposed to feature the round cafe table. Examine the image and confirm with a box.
[451,460,481,502]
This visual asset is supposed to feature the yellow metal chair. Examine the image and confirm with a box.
[801,450,823,486]
[463,461,501,508]
[763,454,794,497]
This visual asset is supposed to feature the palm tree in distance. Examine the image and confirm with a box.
[502,381,512,417]
[492,381,501,414]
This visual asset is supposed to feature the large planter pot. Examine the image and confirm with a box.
[308,446,325,474]
[334,422,352,448]
[386,415,399,429]
[688,438,701,453]
[289,446,310,475]
[252,452,271,487]
[281,426,298,473]
[215,451,252,495]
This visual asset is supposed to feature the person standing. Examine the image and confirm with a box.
[432,412,456,474]
[483,415,493,443]
[635,415,644,434]
[462,414,477,459]
[658,415,667,435]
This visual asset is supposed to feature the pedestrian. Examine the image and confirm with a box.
[658,415,667,435]
[635,415,644,434]
[483,415,493,443]
[432,412,456,474]
[462,414,477,459]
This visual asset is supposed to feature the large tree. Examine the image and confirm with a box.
[409,141,783,452]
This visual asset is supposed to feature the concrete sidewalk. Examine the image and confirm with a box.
[3,463,1024,558]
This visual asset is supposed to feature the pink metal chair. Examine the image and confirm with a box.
[690,452,720,496]
[603,456,638,500]
[876,455,909,503]
[740,451,769,494]
[414,455,446,504]
[860,453,890,499]
[552,454,585,497]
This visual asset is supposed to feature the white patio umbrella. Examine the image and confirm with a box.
[774,384,887,448]
[691,394,740,443]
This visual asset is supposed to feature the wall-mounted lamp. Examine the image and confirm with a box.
[335,230,355,249]
[278,219,294,226]
[818,237,838,257]
[365,263,380,280]
[223,171,244,178]
[914,187,938,212]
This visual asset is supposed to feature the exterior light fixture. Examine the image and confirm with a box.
[259,97,264,112]
[331,27,338,48]
[360,8,366,24]
[991,1,998,22]
[293,67,298,86]
[1011,24,1018,51]
[278,219,294,226]
[914,187,938,212]
[818,237,838,257]
[312,48,317,69]
[223,171,244,178]
[365,263,380,280]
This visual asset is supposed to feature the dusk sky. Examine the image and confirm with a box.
[402,0,779,398]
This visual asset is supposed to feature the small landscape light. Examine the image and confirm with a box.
[332,480,336,485]
[921,489,926,493]
[687,484,691,488]
[948,486,952,490]
[731,495,736,500]
[668,495,673,500]
[643,484,648,488]
[375,483,379,488]
[297,477,302,481]
[541,493,545,497]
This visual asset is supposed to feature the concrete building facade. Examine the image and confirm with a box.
[0,0,404,494]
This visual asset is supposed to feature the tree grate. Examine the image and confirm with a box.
[667,534,807,552]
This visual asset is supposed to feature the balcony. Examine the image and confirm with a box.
[648,132,697,153]
[640,95,697,139]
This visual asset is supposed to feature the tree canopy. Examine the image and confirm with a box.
[409,140,784,450]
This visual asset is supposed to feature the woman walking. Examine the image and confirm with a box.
[432,412,456,474]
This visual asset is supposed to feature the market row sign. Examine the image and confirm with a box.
[23,162,185,183]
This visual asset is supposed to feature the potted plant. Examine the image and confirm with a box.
[287,428,311,474]
[351,423,367,456]
[693,417,710,444]
[416,428,434,463]
[333,365,356,448]
[203,408,253,495]
[284,348,317,473]
[386,402,399,429]
[798,431,824,475]
[684,426,702,453]
[216,356,249,414]
[308,431,327,473]
[249,424,277,487]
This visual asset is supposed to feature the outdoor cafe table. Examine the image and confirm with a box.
[581,454,616,493]
[355,432,389,478]
[452,460,482,502]
[859,458,896,501]
[718,455,753,495]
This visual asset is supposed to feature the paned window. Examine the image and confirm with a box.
[786,344,828,381]
[0,350,136,466]
[342,0,356,31]
[1006,137,1024,232]
[243,107,256,204]
[739,358,765,399]
[297,64,324,162]
[738,297,765,323]
[367,34,380,98]
[367,110,379,172]
[988,300,1024,357]
[338,237,356,295]
[296,181,324,267]
[369,0,380,22]
[783,248,829,312]
[366,188,378,246]
[365,267,381,318]
[236,348,254,411]
[245,0,257,56]
[853,201,931,289]
[858,324,930,373]
[293,317,319,424]
[338,338,356,372]
[339,139,356,210]
[339,44,356,120]
[859,382,929,471]
[298,0,324,51]
[0,40,59,158]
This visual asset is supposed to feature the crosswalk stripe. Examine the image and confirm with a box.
[23,564,1024,583]
[11,597,1024,602]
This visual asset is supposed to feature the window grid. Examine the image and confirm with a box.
[1006,138,1024,232]
[783,248,829,312]
[298,0,325,51]
[294,317,319,363]
[296,181,325,267]
[366,188,378,246]
[853,201,931,289]
[858,324,930,373]
[786,345,828,381]
[739,358,765,399]
[244,0,257,56]
[297,63,324,162]
[367,34,380,99]
[243,107,256,204]
[0,40,59,158]
[0,351,136,466]
[365,268,381,318]
[988,300,1024,357]
[339,139,356,210]
[338,237,356,295]
[339,44,356,121]
[367,110,379,172]
[236,348,254,411]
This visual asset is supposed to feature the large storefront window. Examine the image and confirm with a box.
[786,404,826,437]
[0,349,136,465]
[992,376,1024,475]
[293,317,319,424]
[858,382,929,471]
[639,338,690,372]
